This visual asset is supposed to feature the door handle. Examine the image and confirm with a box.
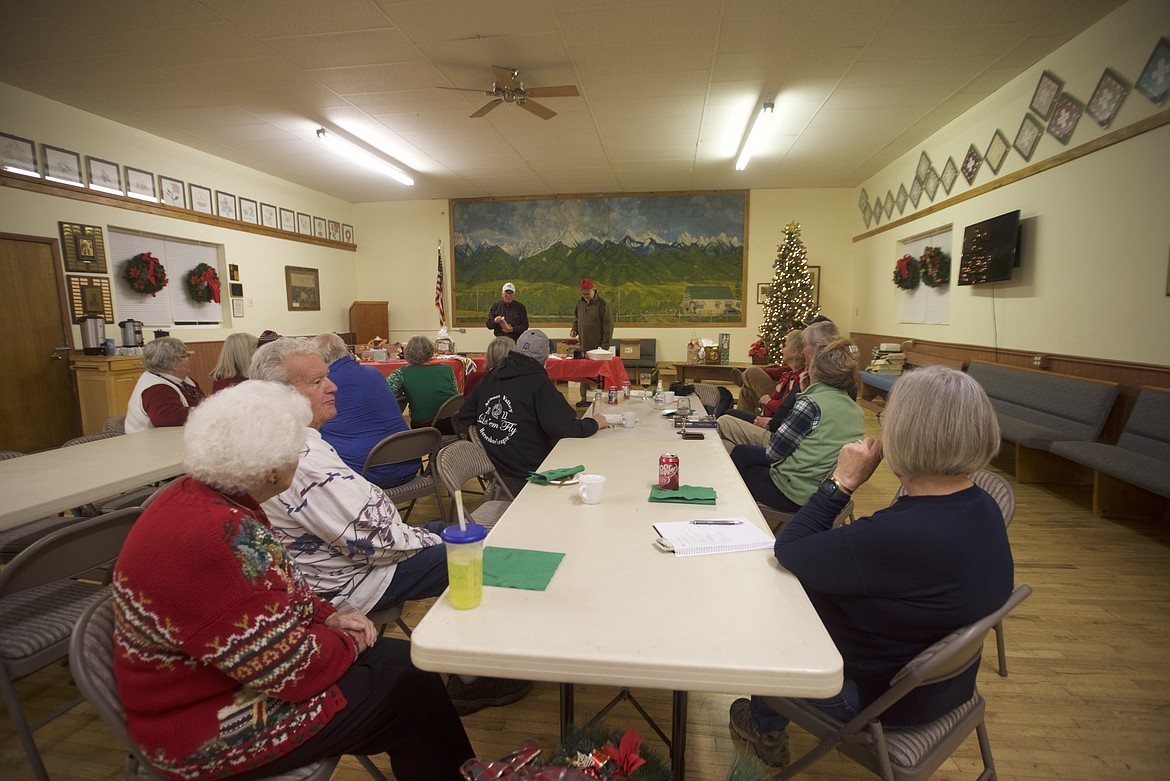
[50,346,70,360]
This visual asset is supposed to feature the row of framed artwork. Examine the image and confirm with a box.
[858,35,1170,229]
[0,132,355,245]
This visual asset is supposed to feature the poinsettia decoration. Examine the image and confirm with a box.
[124,252,168,296]
[893,253,920,290]
[748,339,770,360]
[185,262,221,303]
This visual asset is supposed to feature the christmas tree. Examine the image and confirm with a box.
[758,222,819,361]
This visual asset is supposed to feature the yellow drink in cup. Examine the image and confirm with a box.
[441,522,487,610]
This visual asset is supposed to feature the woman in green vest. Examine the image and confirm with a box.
[730,338,864,511]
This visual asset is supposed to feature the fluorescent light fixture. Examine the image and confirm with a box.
[315,126,414,186]
[735,101,775,171]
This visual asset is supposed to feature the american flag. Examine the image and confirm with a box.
[435,246,446,326]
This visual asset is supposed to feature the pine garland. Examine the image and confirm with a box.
[757,222,818,362]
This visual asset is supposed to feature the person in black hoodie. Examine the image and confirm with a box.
[460,328,608,495]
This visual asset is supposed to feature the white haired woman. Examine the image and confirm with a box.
[730,337,864,511]
[112,381,473,780]
[462,335,513,398]
[729,366,1014,768]
[209,331,257,393]
[124,336,205,433]
[387,334,458,432]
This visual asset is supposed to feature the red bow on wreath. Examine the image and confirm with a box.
[201,266,222,303]
[185,263,222,304]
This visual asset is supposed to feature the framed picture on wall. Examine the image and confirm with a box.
[756,283,771,304]
[239,197,258,224]
[1136,36,1170,104]
[232,298,245,318]
[86,156,122,193]
[190,184,213,214]
[1087,67,1130,128]
[1046,93,1084,145]
[260,202,278,228]
[280,208,296,232]
[297,212,312,235]
[216,191,238,220]
[342,224,354,243]
[327,220,341,241]
[59,222,107,273]
[313,216,327,238]
[159,176,185,208]
[285,266,321,311]
[42,144,83,185]
[1013,113,1044,161]
[1029,70,1063,119]
[125,167,156,201]
[0,132,39,176]
[807,266,821,307]
[984,129,1010,174]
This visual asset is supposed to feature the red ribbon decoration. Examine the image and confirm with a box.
[202,267,221,303]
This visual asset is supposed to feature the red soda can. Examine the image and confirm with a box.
[658,453,680,491]
[608,386,618,404]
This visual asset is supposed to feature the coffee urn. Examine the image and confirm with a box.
[119,318,144,347]
[78,315,107,355]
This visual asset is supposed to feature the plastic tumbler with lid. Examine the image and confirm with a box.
[441,523,487,609]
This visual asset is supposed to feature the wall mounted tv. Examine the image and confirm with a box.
[957,209,1021,285]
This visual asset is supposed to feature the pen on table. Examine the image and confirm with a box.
[690,519,742,525]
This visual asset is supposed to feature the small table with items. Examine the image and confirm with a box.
[543,355,630,390]
[672,361,755,385]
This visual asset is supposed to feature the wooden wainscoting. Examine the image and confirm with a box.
[850,333,1170,444]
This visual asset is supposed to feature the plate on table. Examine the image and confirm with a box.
[550,476,579,485]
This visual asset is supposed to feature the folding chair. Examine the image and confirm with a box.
[756,500,854,534]
[70,595,387,781]
[431,393,465,446]
[362,427,444,522]
[894,470,1016,676]
[435,435,516,529]
[694,382,734,416]
[0,507,142,781]
[761,584,1032,781]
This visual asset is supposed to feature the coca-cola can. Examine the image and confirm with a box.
[658,453,680,491]
[608,386,618,404]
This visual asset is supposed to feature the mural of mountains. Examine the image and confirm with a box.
[452,192,746,325]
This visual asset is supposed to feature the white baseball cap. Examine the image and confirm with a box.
[502,282,516,293]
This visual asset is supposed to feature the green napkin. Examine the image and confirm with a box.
[648,485,717,505]
[526,465,585,484]
[483,546,565,590]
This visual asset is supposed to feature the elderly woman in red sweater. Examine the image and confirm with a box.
[112,381,472,781]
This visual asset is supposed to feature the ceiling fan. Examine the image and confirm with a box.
[444,66,580,120]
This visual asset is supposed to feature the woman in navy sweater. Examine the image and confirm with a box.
[730,366,1014,768]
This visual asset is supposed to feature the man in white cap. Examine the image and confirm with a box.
[486,282,529,341]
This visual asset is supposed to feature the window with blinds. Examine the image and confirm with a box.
[108,229,224,327]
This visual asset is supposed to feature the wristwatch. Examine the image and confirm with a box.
[817,476,853,499]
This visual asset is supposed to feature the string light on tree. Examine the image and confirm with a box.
[757,222,818,361]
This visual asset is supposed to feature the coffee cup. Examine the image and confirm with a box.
[663,390,676,404]
[621,411,637,428]
[578,473,606,504]
[440,523,487,609]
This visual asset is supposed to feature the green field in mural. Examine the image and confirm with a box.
[451,192,747,327]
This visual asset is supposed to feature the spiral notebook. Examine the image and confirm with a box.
[651,517,774,557]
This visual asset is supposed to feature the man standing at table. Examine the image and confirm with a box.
[486,282,529,341]
[460,328,608,496]
[570,277,614,408]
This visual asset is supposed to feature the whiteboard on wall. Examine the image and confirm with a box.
[898,227,952,324]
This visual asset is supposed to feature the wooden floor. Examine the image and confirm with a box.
[4,394,1170,780]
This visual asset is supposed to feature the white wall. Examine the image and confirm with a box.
[354,188,854,363]
[0,83,360,345]
[852,0,1170,366]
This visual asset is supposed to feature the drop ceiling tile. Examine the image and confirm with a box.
[308,61,447,93]
[860,25,1023,61]
[569,43,715,76]
[824,84,960,110]
[0,27,119,65]
[138,104,262,129]
[351,88,471,114]
[82,82,223,112]
[263,28,424,70]
[35,0,223,34]
[9,55,173,91]
[378,0,558,43]
[95,24,274,67]
[163,57,316,92]
[191,123,300,144]
[556,2,720,45]
[199,0,394,38]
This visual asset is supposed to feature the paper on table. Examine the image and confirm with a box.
[652,518,774,557]
[483,546,566,590]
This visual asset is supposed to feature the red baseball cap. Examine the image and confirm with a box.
[580,277,594,290]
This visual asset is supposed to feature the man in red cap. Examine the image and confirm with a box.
[569,277,614,408]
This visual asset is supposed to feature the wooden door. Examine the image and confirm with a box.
[1,234,81,452]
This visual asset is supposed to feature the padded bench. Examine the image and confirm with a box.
[965,361,1120,483]
[1049,386,1170,518]
[858,351,966,413]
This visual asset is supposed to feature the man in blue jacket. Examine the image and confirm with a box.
[459,328,608,495]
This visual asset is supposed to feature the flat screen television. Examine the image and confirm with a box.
[957,210,1021,285]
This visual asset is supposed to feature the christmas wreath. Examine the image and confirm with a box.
[123,252,168,297]
[185,262,221,304]
[893,253,920,290]
[919,245,951,287]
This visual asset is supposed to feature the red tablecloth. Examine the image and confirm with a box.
[367,357,467,391]
[543,355,630,389]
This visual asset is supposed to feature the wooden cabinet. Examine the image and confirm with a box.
[349,300,389,346]
[70,354,145,434]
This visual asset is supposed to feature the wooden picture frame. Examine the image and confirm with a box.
[232,298,245,318]
[280,207,296,232]
[260,202,278,228]
[85,156,121,193]
[125,166,156,201]
[285,266,321,311]
[159,175,185,208]
[59,222,108,273]
[1087,68,1130,128]
[67,274,114,322]
[228,263,240,282]
[216,190,237,220]
[189,183,213,214]
[1013,113,1044,162]
[313,216,327,238]
[1030,70,1064,120]
[239,197,258,224]
[230,282,244,298]
[1046,93,1084,145]
[940,157,958,194]
[0,132,39,176]
[984,129,1010,174]
[42,144,82,185]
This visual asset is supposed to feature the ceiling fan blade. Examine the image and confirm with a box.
[470,99,503,118]
[491,65,518,90]
[523,85,580,98]
[518,99,556,120]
